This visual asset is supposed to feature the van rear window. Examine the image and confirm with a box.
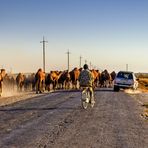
[117,72,133,79]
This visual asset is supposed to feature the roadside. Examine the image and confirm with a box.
[124,78,148,120]
[0,91,49,107]
[137,79,148,119]
[138,78,148,93]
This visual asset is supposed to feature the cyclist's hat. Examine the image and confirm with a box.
[83,64,88,69]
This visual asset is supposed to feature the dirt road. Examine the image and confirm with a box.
[0,89,148,148]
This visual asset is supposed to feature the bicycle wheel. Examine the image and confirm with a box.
[81,89,90,109]
[90,90,95,108]
[90,100,95,108]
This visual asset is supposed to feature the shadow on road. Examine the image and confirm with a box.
[53,88,114,93]
[52,89,80,93]
[94,88,114,92]
[0,106,80,112]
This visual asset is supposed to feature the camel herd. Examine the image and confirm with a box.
[0,68,116,97]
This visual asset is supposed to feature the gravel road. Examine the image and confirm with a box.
[0,88,147,148]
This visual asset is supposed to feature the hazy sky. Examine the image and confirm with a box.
[0,0,148,73]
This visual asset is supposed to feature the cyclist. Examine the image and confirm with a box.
[78,64,95,104]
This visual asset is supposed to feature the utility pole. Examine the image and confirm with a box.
[80,55,82,68]
[90,62,92,70]
[40,36,48,72]
[10,67,12,74]
[126,64,128,71]
[85,60,87,64]
[66,50,70,71]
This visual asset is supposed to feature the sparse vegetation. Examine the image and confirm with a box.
[143,104,148,108]
[135,76,148,119]
[135,73,148,78]
[137,78,148,92]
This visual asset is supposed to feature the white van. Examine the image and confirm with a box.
[114,71,138,91]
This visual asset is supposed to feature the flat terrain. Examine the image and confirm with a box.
[0,88,148,148]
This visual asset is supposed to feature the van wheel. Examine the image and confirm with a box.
[114,86,119,92]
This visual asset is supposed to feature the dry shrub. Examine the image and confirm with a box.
[138,78,148,92]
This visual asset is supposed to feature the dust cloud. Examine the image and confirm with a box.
[1,89,19,97]
[124,89,142,94]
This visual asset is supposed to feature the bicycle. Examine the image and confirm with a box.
[81,87,95,109]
